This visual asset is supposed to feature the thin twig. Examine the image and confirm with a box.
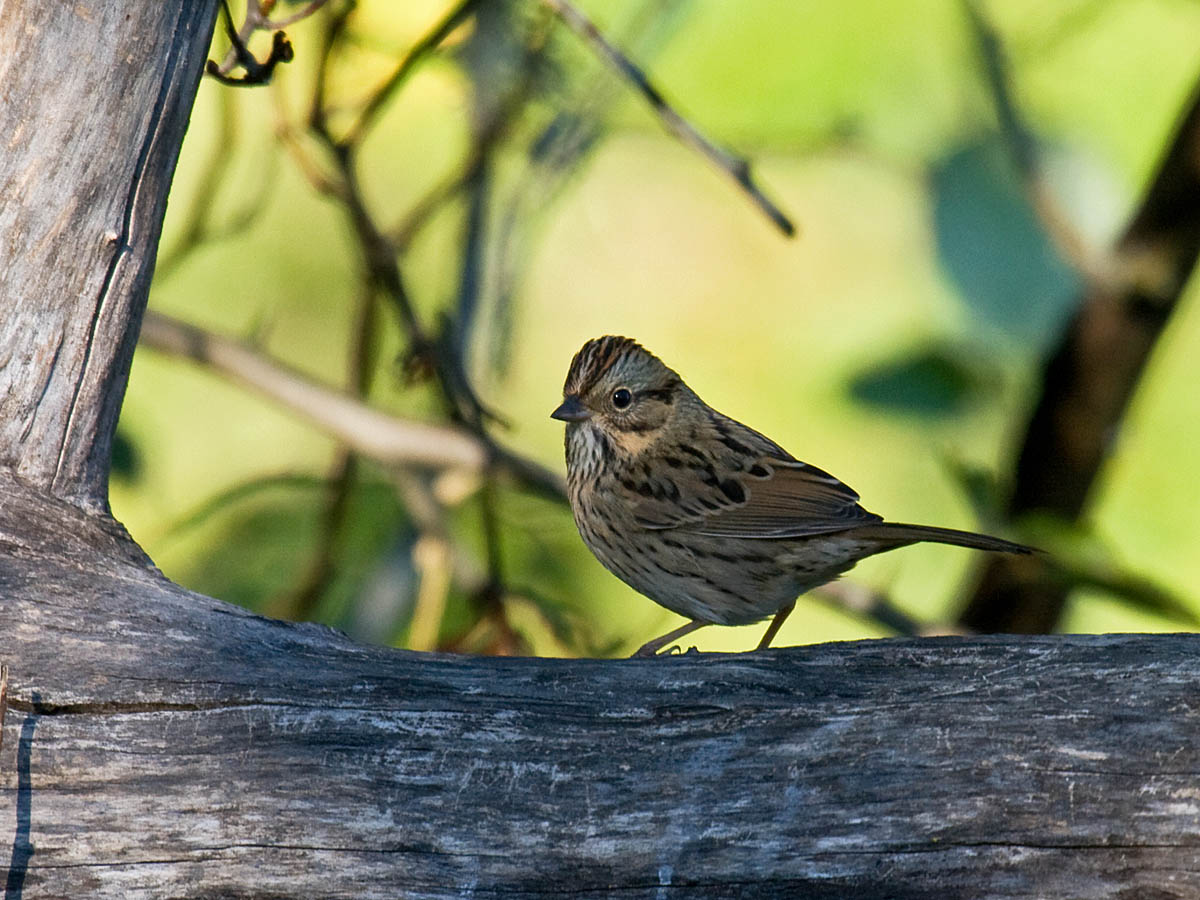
[541,0,796,237]
[212,0,331,80]
[208,0,296,86]
[342,0,484,148]
[273,108,346,199]
[137,310,566,499]
[305,10,500,434]
[306,7,437,365]
[389,164,474,248]
[263,0,333,29]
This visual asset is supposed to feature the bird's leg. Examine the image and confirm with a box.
[756,601,796,650]
[632,620,710,657]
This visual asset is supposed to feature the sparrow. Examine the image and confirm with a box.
[552,335,1032,656]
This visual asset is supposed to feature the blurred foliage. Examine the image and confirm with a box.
[848,341,997,418]
[931,138,1081,349]
[110,428,143,483]
[113,0,1200,656]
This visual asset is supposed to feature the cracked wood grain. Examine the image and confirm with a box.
[0,2,217,511]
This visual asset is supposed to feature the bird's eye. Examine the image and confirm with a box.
[611,388,633,409]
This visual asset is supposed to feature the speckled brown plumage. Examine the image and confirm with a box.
[552,336,1032,656]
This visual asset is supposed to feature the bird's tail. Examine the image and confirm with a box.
[850,522,1034,555]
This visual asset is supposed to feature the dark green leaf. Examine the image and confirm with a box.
[848,344,988,418]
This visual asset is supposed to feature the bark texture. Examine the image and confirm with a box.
[2,482,1199,898]
[0,3,215,510]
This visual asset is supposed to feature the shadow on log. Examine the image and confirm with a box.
[1,478,1198,898]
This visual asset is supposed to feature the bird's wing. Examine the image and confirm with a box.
[631,413,882,538]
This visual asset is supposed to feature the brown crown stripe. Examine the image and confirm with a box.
[565,335,647,394]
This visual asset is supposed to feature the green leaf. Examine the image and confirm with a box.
[931,138,1080,349]
[848,343,990,418]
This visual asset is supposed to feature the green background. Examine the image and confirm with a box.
[112,1,1200,655]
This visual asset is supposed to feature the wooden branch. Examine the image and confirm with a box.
[139,311,485,470]
[137,310,566,499]
[0,3,217,510]
[1,478,1198,897]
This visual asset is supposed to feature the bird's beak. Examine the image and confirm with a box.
[551,394,591,423]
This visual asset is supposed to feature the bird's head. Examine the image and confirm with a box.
[551,336,686,456]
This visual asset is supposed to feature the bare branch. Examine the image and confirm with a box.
[342,0,483,148]
[207,1,295,86]
[273,106,347,199]
[263,0,333,29]
[137,311,566,498]
[541,0,796,237]
[301,10,502,435]
[138,312,474,471]
[388,164,473,248]
[209,0,331,84]
[961,72,1200,633]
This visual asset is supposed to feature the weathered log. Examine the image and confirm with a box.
[2,481,1200,898]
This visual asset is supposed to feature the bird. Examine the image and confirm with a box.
[550,335,1033,657]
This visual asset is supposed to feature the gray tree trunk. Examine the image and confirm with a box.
[0,2,214,510]
[1,3,1198,899]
